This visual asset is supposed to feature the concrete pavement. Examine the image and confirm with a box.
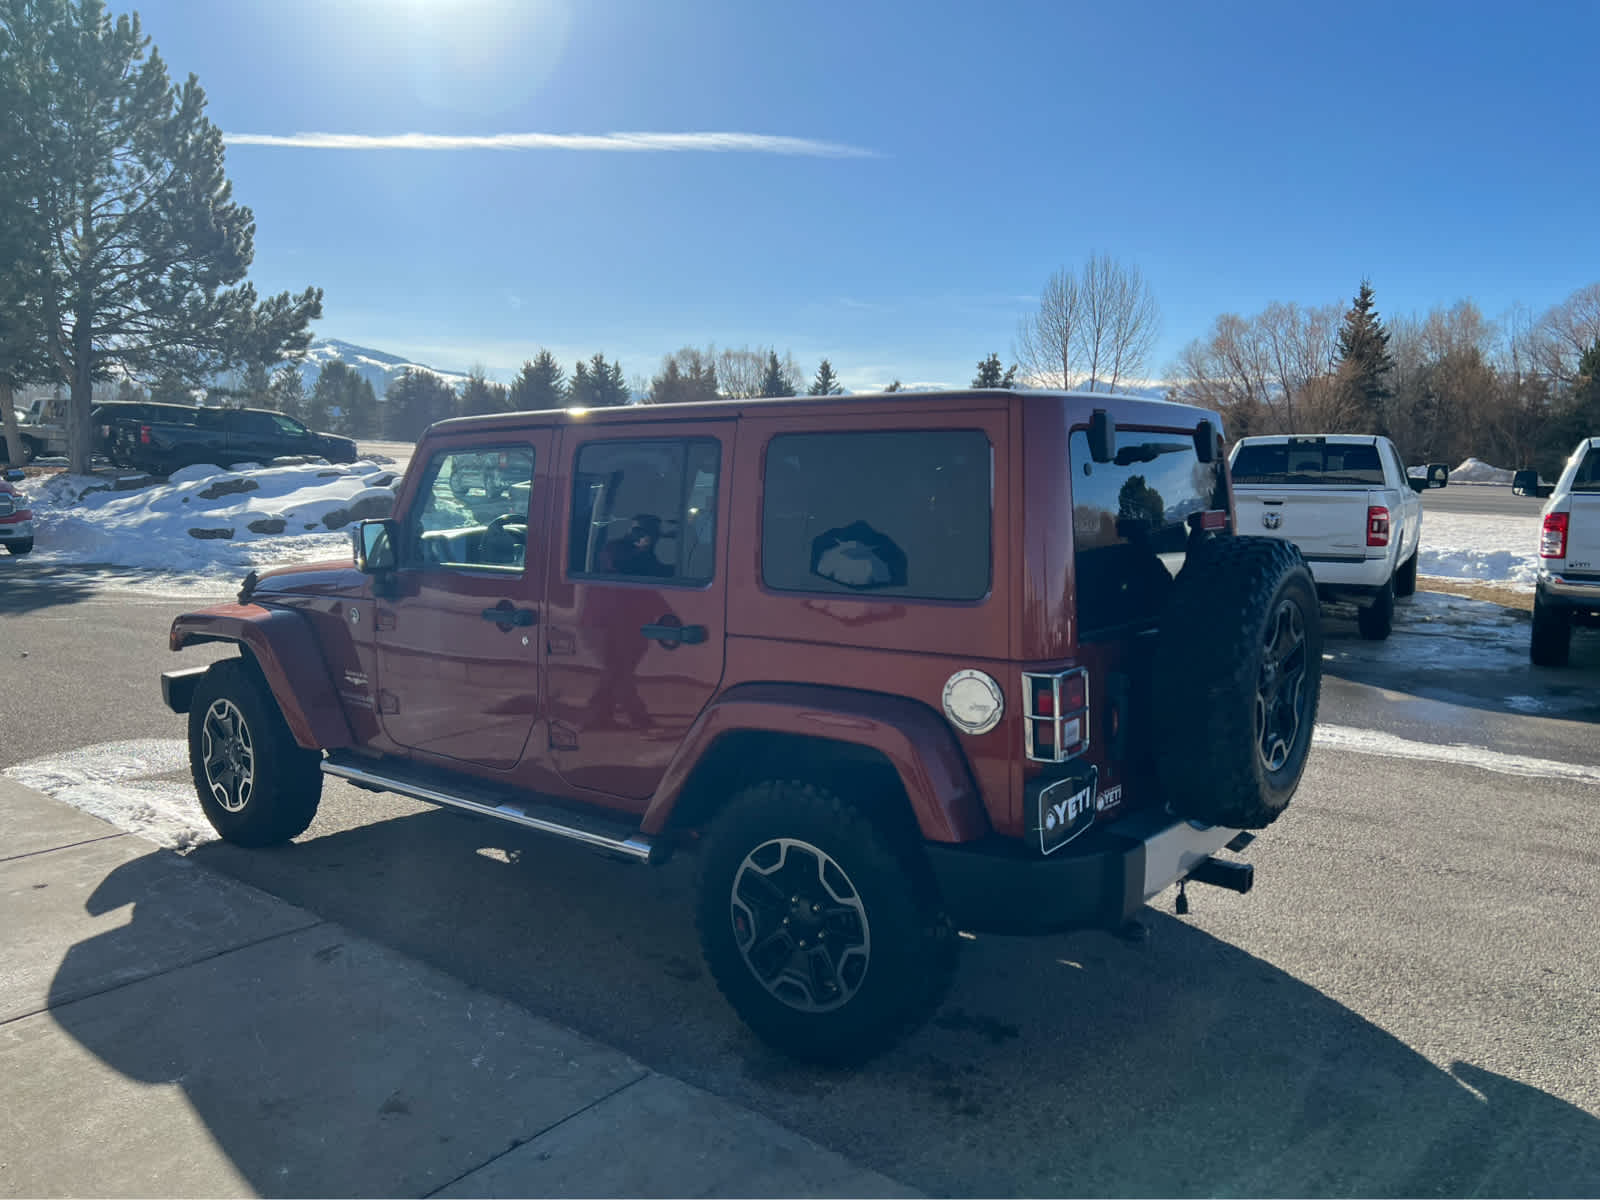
[0,778,915,1199]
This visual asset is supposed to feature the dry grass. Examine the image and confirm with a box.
[1417,576,1533,612]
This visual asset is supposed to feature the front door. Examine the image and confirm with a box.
[373,434,552,770]
[544,423,730,805]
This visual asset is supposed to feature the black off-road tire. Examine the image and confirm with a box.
[1530,591,1572,667]
[1152,535,1323,829]
[187,658,323,846]
[1395,551,1418,598]
[696,781,956,1066]
[1358,577,1396,640]
[4,538,32,555]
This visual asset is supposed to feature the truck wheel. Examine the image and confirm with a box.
[187,658,323,846]
[1530,592,1572,667]
[20,436,40,462]
[1394,551,1418,598]
[1153,536,1322,829]
[1357,578,1396,640]
[5,538,33,555]
[695,780,956,1065]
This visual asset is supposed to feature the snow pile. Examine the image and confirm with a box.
[1418,511,1541,590]
[24,459,397,578]
[4,739,216,850]
[1449,458,1516,485]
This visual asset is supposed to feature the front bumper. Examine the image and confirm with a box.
[925,810,1242,935]
[0,519,32,541]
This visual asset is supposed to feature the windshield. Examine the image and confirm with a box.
[1231,441,1385,486]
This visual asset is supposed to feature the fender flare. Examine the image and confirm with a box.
[641,682,988,843]
[170,603,353,750]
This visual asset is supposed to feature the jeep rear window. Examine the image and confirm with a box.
[761,430,991,601]
[1230,439,1385,485]
[1071,428,1227,636]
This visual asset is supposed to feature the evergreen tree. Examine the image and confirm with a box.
[242,362,273,409]
[509,350,565,411]
[1334,280,1396,433]
[308,360,375,435]
[972,353,1019,389]
[458,368,510,418]
[649,358,687,404]
[270,365,306,421]
[649,349,719,404]
[759,351,792,398]
[569,353,629,406]
[809,359,844,396]
[384,368,456,440]
[0,0,321,472]
[884,379,903,393]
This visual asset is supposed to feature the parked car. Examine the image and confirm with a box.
[1517,437,1600,666]
[158,390,1323,1064]
[111,406,359,474]
[91,401,206,464]
[1229,434,1445,640]
[0,468,34,555]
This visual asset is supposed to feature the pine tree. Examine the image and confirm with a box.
[809,359,844,396]
[884,380,903,393]
[1334,280,1396,433]
[569,353,629,406]
[972,353,1018,388]
[308,361,374,434]
[759,351,791,398]
[649,349,719,404]
[0,0,322,471]
[509,350,565,411]
[458,368,509,418]
[650,358,687,404]
[242,362,273,409]
[384,368,456,440]
[270,365,306,421]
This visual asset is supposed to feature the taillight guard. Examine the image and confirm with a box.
[1023,668,1090,763]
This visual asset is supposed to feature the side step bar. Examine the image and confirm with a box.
[321,753,656,863]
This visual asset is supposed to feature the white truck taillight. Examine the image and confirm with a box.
[1366,506,1390,547]
[1541,511,1569,559]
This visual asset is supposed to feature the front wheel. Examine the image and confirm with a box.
[187,658,323,845]
[4,538,32,555]
[696,781,955,1065]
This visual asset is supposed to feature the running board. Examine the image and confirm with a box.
[321,753,656,863]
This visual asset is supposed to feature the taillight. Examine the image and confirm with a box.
[1367,505,1390,547]
[1023,668,1089,763]
[140,424,152,445]
[1541,511,1569,559]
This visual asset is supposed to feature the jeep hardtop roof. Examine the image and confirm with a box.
[425,388,1221,438]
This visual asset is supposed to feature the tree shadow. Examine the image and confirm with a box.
[0,562,106,612]
[57,802,1580,1197]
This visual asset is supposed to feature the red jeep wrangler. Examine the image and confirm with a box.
[161,390,1321,1063]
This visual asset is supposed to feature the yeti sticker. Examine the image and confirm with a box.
[1038,767,1098,855]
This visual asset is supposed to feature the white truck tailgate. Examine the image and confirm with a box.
[1564,492,1600,570]
[1233,488,1374,559]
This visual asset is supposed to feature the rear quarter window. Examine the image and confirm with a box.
[761,430,992,601]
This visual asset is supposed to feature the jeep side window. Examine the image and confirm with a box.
[761,430,991,601]
[568,438,720,584]
[405,446,536,572]
[1071,428,1225,636]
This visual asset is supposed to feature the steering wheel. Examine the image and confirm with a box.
[486,512,527,542]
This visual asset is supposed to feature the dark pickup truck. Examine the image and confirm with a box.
[111,406,359,474]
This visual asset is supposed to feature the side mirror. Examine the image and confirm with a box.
[355,518,397,574]
[1087,409,1116,464]
[3,469,23,482]
[1192,420,1218,464]
[1426,463,1448,489]
[1511,469,1539,497]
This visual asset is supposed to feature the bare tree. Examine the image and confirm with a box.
[1531,282,1600,386]
[1016,255,1160,391]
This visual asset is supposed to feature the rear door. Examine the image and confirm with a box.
[1231,438,1381,562]
[373,433,553,770]
[1562,445,1600,571]
[543,422,731,806]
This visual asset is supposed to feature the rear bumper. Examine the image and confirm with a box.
[925,811,1242,935]
[1538,571,1600,614]
[1306,555,1390,594]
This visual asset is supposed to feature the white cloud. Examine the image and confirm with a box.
[224,130,876,158]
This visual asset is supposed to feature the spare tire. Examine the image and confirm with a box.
[1152,535,1322,829]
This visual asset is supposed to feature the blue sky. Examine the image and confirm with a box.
[130,0,1599,390]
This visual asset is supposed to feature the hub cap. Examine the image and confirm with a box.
[1256,599,1309,773]
[729,838,871,1013]
[201,699,255,813]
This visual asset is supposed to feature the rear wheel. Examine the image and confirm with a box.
[1357,577,1396,640]
[187,658,323,845]
[1153,536,1323,829]
[696,780,955,1065]
[1394,551,1418,598]
[1530,591,1572,667]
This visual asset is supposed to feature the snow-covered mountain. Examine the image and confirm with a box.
[295,339,473,398]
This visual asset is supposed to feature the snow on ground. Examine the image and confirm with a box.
[17,459,398,586]
[4,739,216,850]
[1418,510,1541,590]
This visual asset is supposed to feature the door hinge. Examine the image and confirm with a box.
[549,721,578,751]
[375,609,397,631]
[377,690,399,715]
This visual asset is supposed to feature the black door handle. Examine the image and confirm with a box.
[641,622,707,646]
[482,606,536,627]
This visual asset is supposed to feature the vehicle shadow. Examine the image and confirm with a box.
[1319,590,1600,724]
[102,801,1598,1198]
[0,562,105,612]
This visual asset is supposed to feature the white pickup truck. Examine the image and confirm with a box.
[1518,437,1600,666]
[1229,434,1444,640]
